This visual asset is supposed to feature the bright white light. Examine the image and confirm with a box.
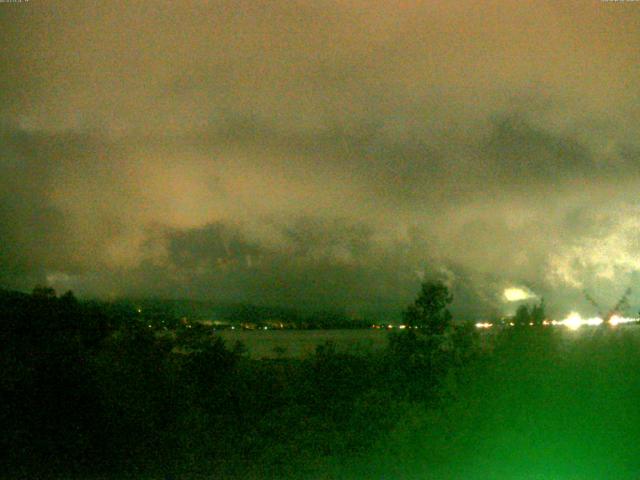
[609,315,636,327]
[585,317,603,327]
[503,287,535,302]
[561,312,584,330]
[475,322,493,329]
[558,312,604,330]
[554,313,636,328]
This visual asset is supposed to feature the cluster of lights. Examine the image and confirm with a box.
[475,313,638,331]
[371,324,417,330]
[556,312,638,330]
[555,312,599,330]
[609,314,636,327]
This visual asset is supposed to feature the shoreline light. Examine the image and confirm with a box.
[558,312,603,330]
[557,312,638,330]
[609,315,636,327]
[475,322,493,329]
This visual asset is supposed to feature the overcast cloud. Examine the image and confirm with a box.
[2,1,640,319]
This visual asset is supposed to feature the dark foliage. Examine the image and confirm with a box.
[402,281,453,334]
[0,284,478,479]
[513,299,547,327]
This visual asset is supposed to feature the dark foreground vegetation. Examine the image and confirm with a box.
[4,284,640,479]
[1,283,478,479]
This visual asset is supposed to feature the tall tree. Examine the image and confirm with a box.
[530,299,546,325]
[403,281,453,335]
[514,304,531,327]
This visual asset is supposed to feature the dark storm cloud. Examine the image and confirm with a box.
[0,124,89,284]
[482,111,640,186]
[121,218,420,314]
[2,1,640,317]
[0,122,142,283]
[197,111,455,206]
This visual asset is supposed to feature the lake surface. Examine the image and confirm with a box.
[217,324,640,359]
[216,329,391,358]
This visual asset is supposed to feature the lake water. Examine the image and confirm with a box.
[216,329,391,358]
[217,324,640,359]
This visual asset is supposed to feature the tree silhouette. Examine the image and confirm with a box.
[514,304,530,326]
[32,285,56,299]
[514,300,546,326]
[530,299,546,325]
[403,281,453,335]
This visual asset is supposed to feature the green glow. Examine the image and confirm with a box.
[346,327,640,479]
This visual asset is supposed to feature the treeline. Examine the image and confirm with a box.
[1,283,479,479]
[513,299,547,326]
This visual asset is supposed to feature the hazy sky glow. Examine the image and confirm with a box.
[2,1,640,318]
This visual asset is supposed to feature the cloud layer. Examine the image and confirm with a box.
[2,1,640,318]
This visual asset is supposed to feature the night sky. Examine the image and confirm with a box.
[2,1,640,319]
